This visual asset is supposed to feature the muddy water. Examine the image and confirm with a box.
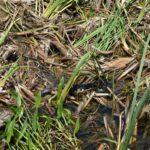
[64,100,116,150]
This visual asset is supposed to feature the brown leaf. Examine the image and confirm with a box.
[102,57,134,70]
[35,46,48,60]
[51,37,68,56]
[18,84,35,103]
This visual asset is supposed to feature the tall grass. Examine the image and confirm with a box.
[57,52,91,118]
[119,34,150,150]
[4,91,79,149]
[74,9,125,51]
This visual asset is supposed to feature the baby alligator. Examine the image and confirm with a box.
[41,79,110,97]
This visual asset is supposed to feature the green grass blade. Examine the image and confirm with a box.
[43,0,72,18]
[136,0,149,23]
[130,34,150,119]
[57,52,91,111]
[102,138,118,144]
[5,118,16,143]
[16,120,28,145]
[32,92,41,131]
[74,10,125,51]
[11,90,22,107]
[120,34,150,150]
[74,27,103,48]
[120,86,150,150]
[0,20,14,46]
[73,117,80,136]
[0,62,18,87]
[57,77,65,118]
[27,132,36,150]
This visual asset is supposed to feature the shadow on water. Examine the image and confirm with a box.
[41,78,150,149]
[136,116,150,150]
[65,101,119,150]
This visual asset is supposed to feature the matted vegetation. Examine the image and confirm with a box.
[0,0,150,149]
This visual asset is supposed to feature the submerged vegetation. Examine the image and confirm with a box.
[0,0,150,149]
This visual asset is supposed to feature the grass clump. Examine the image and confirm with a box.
[57,52,91,118]
[119,34,150,150]
[43,0,76,19]
[4,91,79,150]
[74,9,125,51]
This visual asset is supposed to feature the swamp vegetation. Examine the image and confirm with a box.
[0,0,150,149]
